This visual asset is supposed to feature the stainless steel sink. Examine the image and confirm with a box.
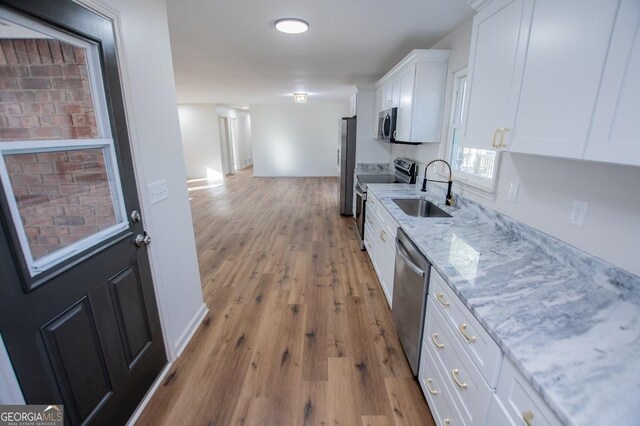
[392,198,452,218]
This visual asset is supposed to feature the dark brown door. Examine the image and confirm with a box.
[0,1,166,424]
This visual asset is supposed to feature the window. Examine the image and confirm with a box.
[0,7,128,278]
[446,69,499,194]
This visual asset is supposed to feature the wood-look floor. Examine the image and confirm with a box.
[136,168,434,426]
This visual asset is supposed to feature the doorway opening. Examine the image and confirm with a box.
[219,115,239,175]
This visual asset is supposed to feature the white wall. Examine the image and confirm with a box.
[391,16,640,276]
[355,87,392,164]
[85,0,205,358]
[178,104,223,179]
[251,102,350,176]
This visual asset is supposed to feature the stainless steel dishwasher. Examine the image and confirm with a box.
[392,228,431,376]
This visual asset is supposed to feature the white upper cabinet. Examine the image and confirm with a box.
[586,0,640,165]
[464,0,639,166]
[462,0,527,150]
[508,0,620,159]
[374,50,450,143]
[395,66,416,141]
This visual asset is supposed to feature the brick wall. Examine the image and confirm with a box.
[6,148,117,260]
[0,39,115,261]
[0,38,99,140]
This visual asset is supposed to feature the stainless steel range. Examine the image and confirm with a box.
[354,158,416,249]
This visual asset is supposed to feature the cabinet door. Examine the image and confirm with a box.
[391,78,402,108]
[462,0,527,150]
[374,87,383,136]
[395,66,416,142]
[379,224,396,307]
[384,84,393,109]
[585,0,640,165]
[507,0,621,158]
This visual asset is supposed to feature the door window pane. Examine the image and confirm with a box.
[3,147,124,263]
[0,8,124,279]
[0,39,100,140]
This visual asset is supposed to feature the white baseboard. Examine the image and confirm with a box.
[238,162,253,170]
[174,303,208,358]
[125,362,172,426]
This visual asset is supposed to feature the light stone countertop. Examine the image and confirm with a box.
[367,183,640,426]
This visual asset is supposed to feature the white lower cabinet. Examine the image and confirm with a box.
[419,341,464,426]
[424,298,493,425]
[420,268,563,425]
[364,192,398,307]
[486,395,516,426]
[495,358,562,426]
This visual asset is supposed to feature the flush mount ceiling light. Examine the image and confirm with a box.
[275,18,309,34]
[293,93,308,103]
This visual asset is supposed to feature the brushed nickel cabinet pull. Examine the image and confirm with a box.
[499,127,510,147]
[523,410,534,426]
[436,293,450,307]
[491,129,500,147]
[431,333,444,349]
[451,369,467,389]
[426,378,438,395]
[458,323,476,343]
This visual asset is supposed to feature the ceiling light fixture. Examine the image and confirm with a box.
[293,93,308,103]
[275,18,309,34]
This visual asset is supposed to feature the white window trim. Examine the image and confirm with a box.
[0,10,129,277]
[0,139,129,276]
[439,68,501,201]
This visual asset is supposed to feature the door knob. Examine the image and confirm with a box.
[135,232,151,247]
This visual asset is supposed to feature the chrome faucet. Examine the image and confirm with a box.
[421,159,455,206]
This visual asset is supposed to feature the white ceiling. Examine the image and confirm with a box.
[166,0,474,106]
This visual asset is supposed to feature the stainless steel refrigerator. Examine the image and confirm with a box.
[339,116,357,215]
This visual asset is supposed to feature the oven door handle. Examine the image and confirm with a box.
[396,240,425,277]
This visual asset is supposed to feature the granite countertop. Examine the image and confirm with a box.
[367,183,640,426]
[355,163,392,174]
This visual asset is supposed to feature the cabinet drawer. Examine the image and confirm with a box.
[419,341,464,426]
[367,193,379,218]
[378,203,399,239]
[496,358,562,426]
[430,269,502,386]
[424,298,493,425]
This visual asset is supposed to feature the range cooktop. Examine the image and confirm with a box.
[356,174,398,184]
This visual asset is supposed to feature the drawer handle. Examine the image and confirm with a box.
[426,378,438,395]
[451,369,467,389]
[523,410,534,426]
[431,333,444,349]
[458,323,476,343]
[444,419,451,425]
[380,230,386,242]
[436,293,450,307]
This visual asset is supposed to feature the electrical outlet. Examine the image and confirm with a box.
[508,182,519,203]
[568,199,588,228]
[148,179,169,205]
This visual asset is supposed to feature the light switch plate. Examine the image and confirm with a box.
[148,180,169,205]
[508,182,520,203]
[568,199,588,228]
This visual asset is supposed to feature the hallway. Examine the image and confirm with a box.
[137,168,434,425]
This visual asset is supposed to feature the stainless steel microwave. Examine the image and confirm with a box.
[378,107,397,142]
